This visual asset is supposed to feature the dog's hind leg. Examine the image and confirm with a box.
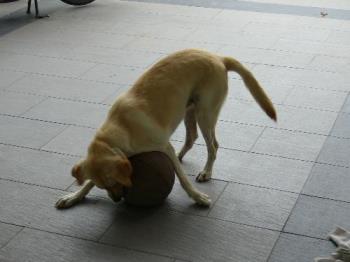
[195,114,219,182]
[163,143,211,206]
[178,104,198,162]
[195,81,227,182]
[55,180,94,209]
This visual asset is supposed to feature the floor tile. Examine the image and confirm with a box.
[253,49,314,68]
[0,52,96,78]
[0,0,24,17]
[307,55,350,74]
[171,120,264,151]
[295,70,349,92]
[0,38,85,62]
[217,45,260,65]
[186,26,249,45]
[254,65,348,92]
[0,228,172,262]
[140,22,197,40]
[224,153,312,193]
[326,30,350,45]
[252,128,326,161]
[8,74,119,103]
[0,38,161,69]
[0,70,25,90]
[239,22,286,39]
[272,39,323,55]
[102,87,129,105]
[253,65,304,88]
[268,233,335,262]
[303,164,350,202]
[330,113,350,138]
[23,98,109,128]
[0,180,116,240]
[276,106,337,135]
[0,91,45,116]
[208,183,297,230]
[166,176,227,216]
[171,141,313,192]
[221,99,337,135]
[42,126,96,156]
[0,115,66,149]
[0,144,77,190]
[341,95,350,113]
[220,99,273,127]
[317,136,350,167]
[284,87,347,112]
[190,30,278,49]
[125,37,221,54]
[284,195,350,239]
[226,80,294,105]
[273,39,350,58]
[281,27,331,42]
[79,64,144,85]
[100,208,279,262]
[6,24,135,49]
[0,223,22,249]
[243,22,330,42]
[76,47,161,68]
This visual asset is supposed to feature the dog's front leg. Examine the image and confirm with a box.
[163,143,211,206]
[55,180,94,209]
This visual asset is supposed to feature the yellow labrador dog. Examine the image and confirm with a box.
[56,49,276,208]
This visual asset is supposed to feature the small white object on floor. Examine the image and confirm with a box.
[315,227,350,262]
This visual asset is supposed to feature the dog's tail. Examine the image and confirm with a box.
[222,56,277,121]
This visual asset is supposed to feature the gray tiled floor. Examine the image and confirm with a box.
[268,233,335,262]
[100,207,279,262]
[7,74,120,103]
[284,195,350,239]
[1,0,350,261]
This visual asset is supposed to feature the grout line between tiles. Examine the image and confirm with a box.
[0,126,349,168]
[18,96,48,117]
[38,124,70,150]
[0,177,72,193]
[2,104,350,141]
[0,41,347,74]
[248,126,266,152]
[0,226,25,250]
[0,220,175,261]
[206,181,230,217]
[268,91,350,260]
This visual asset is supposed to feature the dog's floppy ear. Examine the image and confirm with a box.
[113,158,133,187]
[71,163,85,185]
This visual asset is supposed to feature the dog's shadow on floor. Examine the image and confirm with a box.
[66,196,208,258]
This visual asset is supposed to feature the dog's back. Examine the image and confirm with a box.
[127,50,227,129]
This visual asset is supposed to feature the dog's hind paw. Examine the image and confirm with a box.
[196,171,212,182]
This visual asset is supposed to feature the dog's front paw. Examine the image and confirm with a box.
[196,171,212,182]
[55,193,82,209]
[192,191,211,207]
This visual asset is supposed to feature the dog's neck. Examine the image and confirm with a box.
[89,136,127,158]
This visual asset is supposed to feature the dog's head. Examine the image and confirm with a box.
[71,141,132,202]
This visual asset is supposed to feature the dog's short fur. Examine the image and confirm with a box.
[56,49,276,208]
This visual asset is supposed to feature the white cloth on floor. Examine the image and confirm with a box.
[314,227,350,262]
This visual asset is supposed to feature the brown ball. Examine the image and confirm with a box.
[122,151,175,207]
